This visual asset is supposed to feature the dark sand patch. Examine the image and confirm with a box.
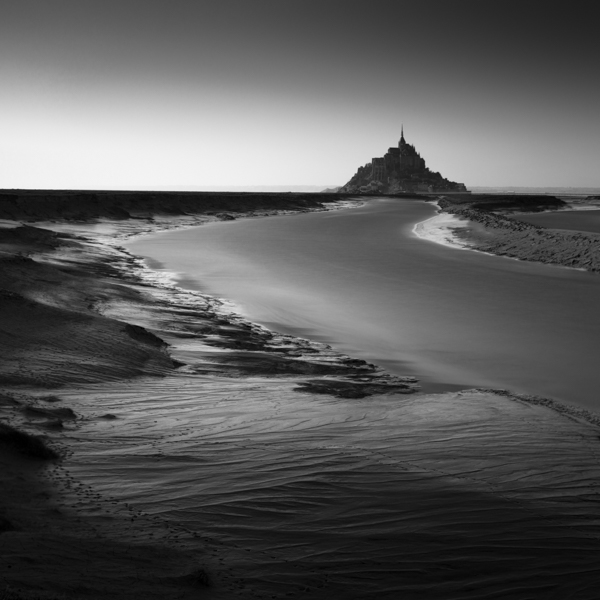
[0,431,215,600]
[0,423,59,459]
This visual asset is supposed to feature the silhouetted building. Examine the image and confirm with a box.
[340,128,467,194]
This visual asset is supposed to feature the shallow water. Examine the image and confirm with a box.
[128,199,600,409]
[511,208,600,234]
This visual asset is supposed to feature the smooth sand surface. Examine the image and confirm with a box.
[2,207,600,598]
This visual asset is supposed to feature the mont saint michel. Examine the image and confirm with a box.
[340,128,468,194]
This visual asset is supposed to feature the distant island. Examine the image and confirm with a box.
[339,128,468,194]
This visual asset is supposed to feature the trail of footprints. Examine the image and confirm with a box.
[24,382,600,599]
[41,405,331,598]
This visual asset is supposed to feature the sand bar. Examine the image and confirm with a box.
[412,206,471,249]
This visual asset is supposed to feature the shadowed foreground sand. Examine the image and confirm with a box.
[2,205,600,599]
[53,377,600,599]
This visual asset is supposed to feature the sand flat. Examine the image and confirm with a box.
[2,200,600,598]
[52,374,600,598]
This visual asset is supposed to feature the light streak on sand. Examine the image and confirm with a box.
[412,206,470,249]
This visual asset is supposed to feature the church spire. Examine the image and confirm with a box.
[399,125,406,146]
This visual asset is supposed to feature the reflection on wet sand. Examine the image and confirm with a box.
[60,374,600,599]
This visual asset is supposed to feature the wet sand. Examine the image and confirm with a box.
[512,208,600,235]
[2,197,600,598]
[433,196,600,271]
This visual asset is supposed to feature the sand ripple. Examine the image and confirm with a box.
[52,376,600,598]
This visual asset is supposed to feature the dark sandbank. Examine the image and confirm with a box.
[2,191,600,598]
[438,194,600,271]
[511,208,600,235]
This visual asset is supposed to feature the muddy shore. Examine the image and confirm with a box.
[2,191,600,599]
[437,194,600,271]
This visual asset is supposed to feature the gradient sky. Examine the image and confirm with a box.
[1,0,598,190]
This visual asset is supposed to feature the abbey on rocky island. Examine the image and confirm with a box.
[340,128,468,194]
